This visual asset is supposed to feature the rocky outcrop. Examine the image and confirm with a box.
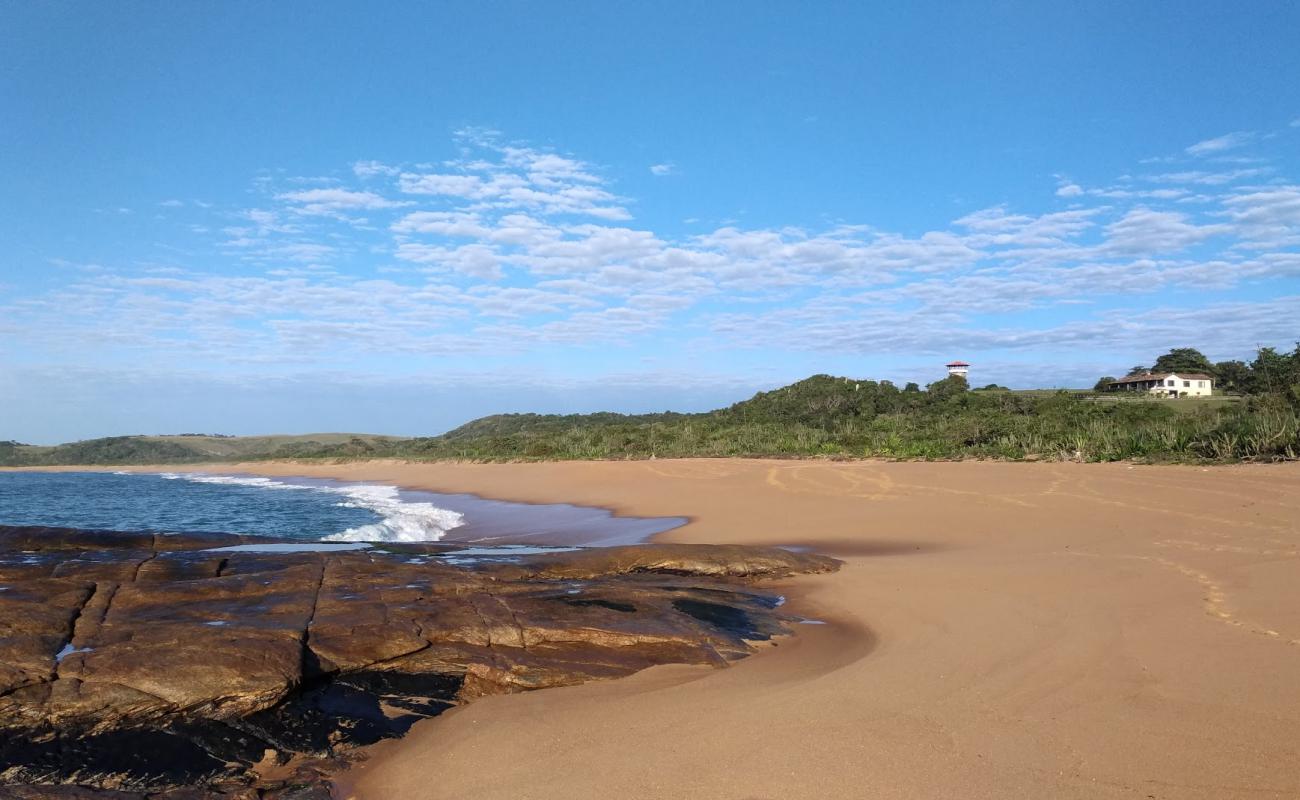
[0,526,837,798]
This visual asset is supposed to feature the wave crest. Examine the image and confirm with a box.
[322,485,464,543]
[157,473,464,542]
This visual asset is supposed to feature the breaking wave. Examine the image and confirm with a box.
[158,473,464,542]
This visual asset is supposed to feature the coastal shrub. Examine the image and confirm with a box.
[6,370,1300,467]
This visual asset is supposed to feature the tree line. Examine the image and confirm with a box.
[5,355,1299,466]
[1094,345,1300,397]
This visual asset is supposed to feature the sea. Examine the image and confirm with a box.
[0,471,685,547]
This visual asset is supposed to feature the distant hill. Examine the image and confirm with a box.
[1,433,408,467]
[438,412,693,441]
[2,371,1297,465]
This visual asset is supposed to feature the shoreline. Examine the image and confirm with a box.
[0,465,691,548]
[8,459,1300,798]
[2,462,704,541]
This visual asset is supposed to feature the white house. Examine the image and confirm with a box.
[1107,372,1213,397]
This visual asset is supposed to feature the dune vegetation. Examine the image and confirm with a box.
[4,347,1298,466]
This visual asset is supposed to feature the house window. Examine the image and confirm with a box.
[1183,380,1190,387]
[1167,379,1175,386]
[1199,381,1205,387]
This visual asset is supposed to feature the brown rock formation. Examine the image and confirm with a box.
[0,526,837,798]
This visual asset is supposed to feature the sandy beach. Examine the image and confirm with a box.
[82,459,1300,798]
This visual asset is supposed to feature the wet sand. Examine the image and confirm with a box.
[43,460,1300,798]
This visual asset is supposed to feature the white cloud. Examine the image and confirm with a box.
[1186,131,1255,157]
[1102,208,1228,254]
[1055,180,1189,201]
[513,151,602,185]
[398,172,488,197]
[708,293,1300,361]
[1143,168,1270,186]
[490,214,562,247]
[395,137,630,219]
[276,188,410,216]
[1222,186,1300,227]
[9,129,1297,392]
[352,160,399,179]
[391,211,491,238]
[394,242,504,280]
[464,286,600,318]
[265,243,336,263]
[1221,186,1300,247]
[650,163,677,176]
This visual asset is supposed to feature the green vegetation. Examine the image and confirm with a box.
[1100,345,1300,398]
[1152,347,1216,376]
[1,433,408,467]
[4,347,1298,467]
[384,371,1297,463]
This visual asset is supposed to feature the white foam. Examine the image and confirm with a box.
[160,473,306,490]
[322,484,465,543]
[156,473,464,543]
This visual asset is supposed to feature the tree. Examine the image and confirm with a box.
[1152,348,1214,376]
[1285,344,1300,384]
[926,374,968,400]
[1094,376,1117,392]
[1213,360,1252,394]
[1128,365,1149,376]
[903,382,921,393]
[1251,347,1294,394]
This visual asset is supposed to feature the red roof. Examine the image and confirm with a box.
[946,361,970,367]
[1110,372,1213,384]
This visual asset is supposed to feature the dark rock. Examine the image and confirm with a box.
[0,525,838,798]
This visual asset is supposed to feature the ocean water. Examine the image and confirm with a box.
[0,471,685,546]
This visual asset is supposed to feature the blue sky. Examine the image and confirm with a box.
[2,1,1298,443]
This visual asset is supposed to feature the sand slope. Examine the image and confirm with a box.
[115,460,1300,798]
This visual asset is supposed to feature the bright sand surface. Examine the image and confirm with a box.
[83,460,1300,798]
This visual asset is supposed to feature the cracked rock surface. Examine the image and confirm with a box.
[0,526,838,798]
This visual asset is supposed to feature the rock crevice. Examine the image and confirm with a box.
[0,525,838,798]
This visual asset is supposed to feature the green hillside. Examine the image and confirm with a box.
[395,374,1297,462]
[4,345,1298,466]
[2,433,408,467]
